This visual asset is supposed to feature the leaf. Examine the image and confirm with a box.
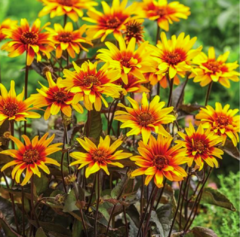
[34,173,49,196]
[63,189,79,212]
[36,227,48,237]
[126,204,140,228]
[200,187,236,211]
[172,79,188,109]
[191,227,218,237]
[72,219,83,237]
[0,219,19,237]
[0,0,9,21]
[223,139,240,160]
[111,175,129,199]
[217,7,235,31]
[98,202,111,221]
[178,104,203,114]
[84,110,102,140]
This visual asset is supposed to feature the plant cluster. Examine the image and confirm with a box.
[0,0,239,237]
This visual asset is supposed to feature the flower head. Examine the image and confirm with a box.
[31,72,83,120]
[0,19,18,42]
[46,22,92,59]
[1,19,54,66]
[114,92,175,144]
[151,32,202,80]
[191,47,239,88]
[0,133,61,185]
[84,0,138,41]
[138,0,190,31]
[195,103,240,146]
[97,36,154,84]
[63,61,122,111]
[124,19,144,45]
[70,136,132,177]
[176,123,224,170]
[0,81,40,125]
[39,0,98,22]
[131,135,187,188]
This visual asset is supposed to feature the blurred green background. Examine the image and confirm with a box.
[0,0,239,235]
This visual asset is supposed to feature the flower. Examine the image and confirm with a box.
[114,92,175,144]
[63,61,122,111]
[131,135,188,188]
[46,22,92,59]
[176,123,224,170]
[0,133,61,185]
[97,36,154,84]
[70,136,132,177]
[1,19,54,66]
[83,0,138,41]
[0,81,40,125]
[0,19,18,42]
[191,47,239,88]
[150,32,202,80]
[195,103,240,146]
[124,19,144,45]
[39,0,98,22]
[30,72,83,120]
[138,0,190,31]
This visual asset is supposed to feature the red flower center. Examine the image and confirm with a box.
[125,20,143,42]
[216,114,229,126]
[58,32,73,42]
[23,149,40,163]
[194,140,205,153]
[203,60,222,73]
[3,102,19,117]
[163,49,186,65]
[153,155,169,170]
[82,75,100,87]
[156,7,167,17]
[21,31,39,44]
[53,91,69,102]
[92,149,107,162]
[106,17,121,29]
[57,0,74,6]
[137,112,154,126]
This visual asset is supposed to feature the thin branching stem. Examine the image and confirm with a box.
[205,81,213,106]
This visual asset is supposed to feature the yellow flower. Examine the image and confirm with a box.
[63,61,122,111]
[39,0,98,22]
[83,0,138,41]
[114,92,175,144]
[138,0,190,31]
[151,32,202,80]
[0,133,61,186]
[131,135,188,188]
[191,47,239,88]
[31,72,83,120]
[195,103,240,146]
[0,19,18,42]
[70,136,132,177]
[97,36,154,84]
[46,22,92,59]
[0,81,40,125]
[176,123,224,170]
[1,19,54,66]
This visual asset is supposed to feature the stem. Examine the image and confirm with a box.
[10,120,15,149]
[205,81,213,106]
[143,186,158,237]
[140,175,144,218]
[21,186,25,237]
[108,99,118,135]
[175,74,189,109]
[94,172,100,237]
[60,122,67,193]
[63,14,67,26]
[31,176,40,230]
[123,205,128,236]
[167,76,174,107]
[85,111,91,137]
[155,24,160,45]
[154,179,166,209]
[24,59,29,135]
[86,173,97,213]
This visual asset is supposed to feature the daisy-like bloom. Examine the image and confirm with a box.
[124,19,144,45]
[176,123,224,170]
[0,81,40,126]
[63,61,122,111]
[30,72,83,120]
[191,47,239,88]
[138,0,190,31]
[0,19,18,42]
[1,19,54,66]
[115,73,149,95]
[97,36,154,84]
[46,22,92,59]
[195,103,240,146]
[0,133,61,186]
[39,0,98,22]
[70,136,132,177]
[83,0,138,42]
[131,135,187,188]
[150,32,202,81]
[114,92,175,144]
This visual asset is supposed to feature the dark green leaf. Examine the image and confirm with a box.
[36,227,48,237]
[201,187,236,211]
[191,227,218,237]
[223,139,240,160]
[63,189,79,212]
[72,219,83,237]
[34,173,49,196]
[0,219,20,237]
[111,176,129,199]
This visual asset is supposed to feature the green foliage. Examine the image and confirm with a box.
[193,171,240,236]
